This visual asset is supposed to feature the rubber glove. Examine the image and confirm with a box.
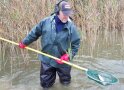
[56,54,69,64]
[19,42,26,49]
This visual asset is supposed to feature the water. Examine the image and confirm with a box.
[0,31,124,90]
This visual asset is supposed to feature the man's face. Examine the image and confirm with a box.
[58,11,69,23]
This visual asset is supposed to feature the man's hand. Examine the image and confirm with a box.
[56,54,69,64]
[19,42,26,49]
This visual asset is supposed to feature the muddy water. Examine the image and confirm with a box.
[0,31,124,90]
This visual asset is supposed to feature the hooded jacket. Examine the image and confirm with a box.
[22,14,80,67]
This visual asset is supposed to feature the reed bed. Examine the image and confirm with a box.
[0,0,124,74]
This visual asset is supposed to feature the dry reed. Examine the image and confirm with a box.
[0,0,124,74]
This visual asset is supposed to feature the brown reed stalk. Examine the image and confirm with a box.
[0,0,124,64]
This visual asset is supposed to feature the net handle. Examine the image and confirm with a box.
[0,37,88,71]
[0,37,118,86]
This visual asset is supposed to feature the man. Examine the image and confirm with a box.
[19,0,80,89]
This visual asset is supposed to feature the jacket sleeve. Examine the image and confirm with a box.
[70,23,80,58]
[22,21,43,45]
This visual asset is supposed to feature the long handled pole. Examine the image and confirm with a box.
[0,37,88,71]
[0,37,119,85]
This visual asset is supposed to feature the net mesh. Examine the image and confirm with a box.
[86,69,118,85]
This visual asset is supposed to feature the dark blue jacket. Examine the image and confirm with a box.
[22,14,80,67]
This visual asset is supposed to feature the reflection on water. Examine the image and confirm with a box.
[0,31,124,90]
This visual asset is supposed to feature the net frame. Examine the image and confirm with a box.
[86,69,118,86]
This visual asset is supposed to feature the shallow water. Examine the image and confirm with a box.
[0,58,124,90]
[0,31,124,90]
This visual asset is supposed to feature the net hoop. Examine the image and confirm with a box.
[86,69,118,85]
